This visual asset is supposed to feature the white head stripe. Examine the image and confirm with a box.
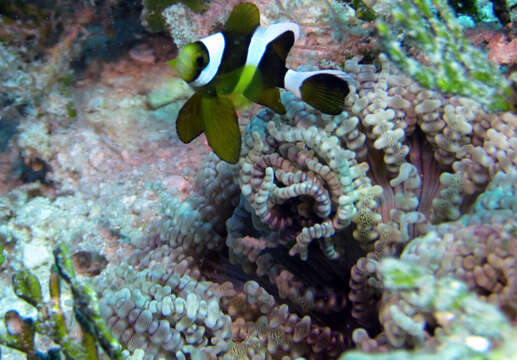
[246,22,300,68]
[191,32,225,87]
[284,69,354,99]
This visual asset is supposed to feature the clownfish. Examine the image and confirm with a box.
[169,2,352,163]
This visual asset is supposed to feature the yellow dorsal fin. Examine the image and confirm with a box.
[224,2,260,35]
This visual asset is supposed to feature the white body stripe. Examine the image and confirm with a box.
[234,22,300,92]
[232,22,299,93]
[284,69,355,98]
[246,22,300,67]
[191,32,225,87]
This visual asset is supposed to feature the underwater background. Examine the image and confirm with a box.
[0,0,516,359]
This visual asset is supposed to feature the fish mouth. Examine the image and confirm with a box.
[167,57,193,82]
[176,58,188,75]
[175,56,197,82]
[167,58,177,71]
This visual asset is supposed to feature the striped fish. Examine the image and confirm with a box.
[169,2,352,163]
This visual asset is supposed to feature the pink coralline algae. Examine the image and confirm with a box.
[466,27,517,66]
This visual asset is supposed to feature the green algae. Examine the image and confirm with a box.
[343,0,376,21]
[0,244,123,360]
[377,0,515,111]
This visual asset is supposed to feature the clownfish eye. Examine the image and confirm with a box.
[196,56,204,66]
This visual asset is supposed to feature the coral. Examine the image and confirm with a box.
[72,251,109,277]
[224,42,516,355]
[376,0,515,111]
[379,257,510,346]
[466,27,517,66]
[222,281,347,359]
[156,154,240,256]
[99,268,233,359]
[0,75,211,360]
[75,155,240,359]
[238,94,379,260]
[84,153,354,359]
[4,50,516,360]
[338,54,517,226]
[141,0,206,32]
[1,0,517,359]
[339,260,517,360]
[428,221,517,319]
[344,170,517,356]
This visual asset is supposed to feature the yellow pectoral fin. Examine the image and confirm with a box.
[201,96,241,164]
[176,93,204,143]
